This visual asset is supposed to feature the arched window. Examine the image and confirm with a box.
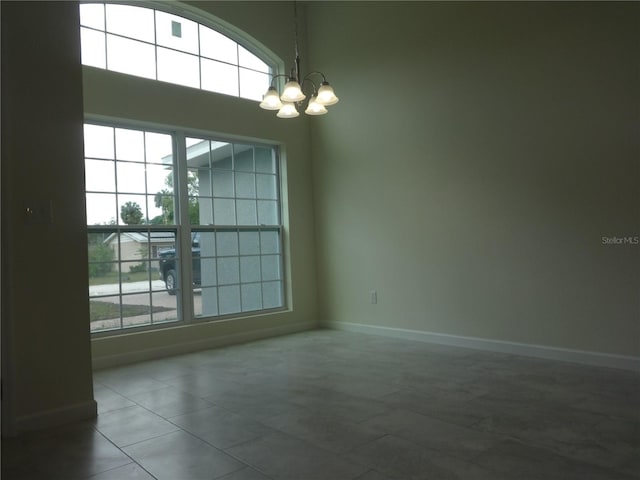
[81,2,286,335]
[79,2,273,101]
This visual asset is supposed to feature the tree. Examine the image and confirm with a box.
[120,201,144,225]
[88,243,114,277]
[153,171,200,225]
[153,189,174,224]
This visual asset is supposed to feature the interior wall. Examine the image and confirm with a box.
[1,1,96,435]
[85,1,319,365]
[308,2,639,357]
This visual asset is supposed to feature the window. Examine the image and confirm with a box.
[185,139,283,317]
[79,2,272,101]
[86,123,284,334]
[86,124,178,332]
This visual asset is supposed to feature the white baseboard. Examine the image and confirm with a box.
[92,321,316,370]
[13,400,97,436]
[328,321,640,372]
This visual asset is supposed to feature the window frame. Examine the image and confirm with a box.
[86,119,287,337]
[79,0,283,101]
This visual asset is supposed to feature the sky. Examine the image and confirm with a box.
[84,124,175,225]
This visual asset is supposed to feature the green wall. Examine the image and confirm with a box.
[309,2,639,357]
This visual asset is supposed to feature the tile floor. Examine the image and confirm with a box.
[2,329,639,479]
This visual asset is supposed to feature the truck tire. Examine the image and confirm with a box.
[165,269,177,295]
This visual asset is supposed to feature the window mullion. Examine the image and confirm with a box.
[153,10,159,81]
[197,23,202,89]
[175,132,194,323]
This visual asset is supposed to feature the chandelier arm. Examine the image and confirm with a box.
[302,71,328,83]
[268,73,289,88]
[300,77,319,97]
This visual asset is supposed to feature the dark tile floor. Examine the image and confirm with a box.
[3,329,639,479]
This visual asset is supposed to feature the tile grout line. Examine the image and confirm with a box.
[90,426,160,480]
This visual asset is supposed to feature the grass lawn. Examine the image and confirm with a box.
[90,300,173,322]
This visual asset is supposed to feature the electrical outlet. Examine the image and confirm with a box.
[370,289,377,304]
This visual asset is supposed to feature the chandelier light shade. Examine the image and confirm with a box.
[316,82,339,106]
[259,2,339,119]
[259,87,283,110]
[276,102,300,118]
[304,96,328,115]
[280,80,306,103]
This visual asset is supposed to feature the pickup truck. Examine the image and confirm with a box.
[158,235,201,295]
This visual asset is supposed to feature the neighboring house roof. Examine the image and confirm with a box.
[103,231,175,246]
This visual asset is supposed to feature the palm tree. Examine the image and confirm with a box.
[120,201,143,225]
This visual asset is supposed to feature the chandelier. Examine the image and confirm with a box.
[259,3,339,118]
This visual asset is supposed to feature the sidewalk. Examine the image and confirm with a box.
[89,279,166,296]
